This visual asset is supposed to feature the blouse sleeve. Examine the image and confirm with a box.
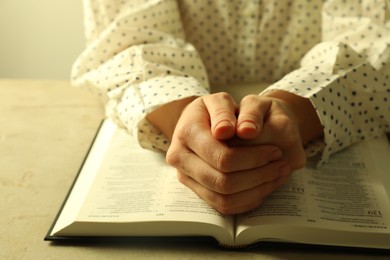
[72,0,210,151]
[262,0,390,165]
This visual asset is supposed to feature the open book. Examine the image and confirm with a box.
[45,119,390,249]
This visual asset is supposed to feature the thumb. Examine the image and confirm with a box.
[236,95,272,139]
[203,92,238,140]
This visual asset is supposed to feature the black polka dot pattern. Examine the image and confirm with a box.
[72,0,390,163]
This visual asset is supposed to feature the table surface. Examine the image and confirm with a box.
[1,79,389,259]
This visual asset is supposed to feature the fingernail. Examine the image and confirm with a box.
[215,120,233,129]
[271,149,282,161]
[238,121,257,130]
[278,164,291,177]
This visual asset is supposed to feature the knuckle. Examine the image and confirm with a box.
[274,113,291,130]
[166,126,195,168]
[241,94,259,104]
[213,194,265,215]
[206,92,230,104]
[214,92,232,101]
[214,194,234,215]
[240,95,262,116]
[176,171,187,184]
[214,148,233,172]
[166,148,180,167]
[176,123,194,143]
[212,174,234,194]
[166,142,187,168]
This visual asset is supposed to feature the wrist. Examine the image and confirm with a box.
[146,96,197,140]
[263,90,323,144]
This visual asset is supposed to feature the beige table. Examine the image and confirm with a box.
[1,79,388,259]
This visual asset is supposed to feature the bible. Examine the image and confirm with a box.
[45,119,390,249]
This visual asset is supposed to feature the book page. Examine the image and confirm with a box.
[50,120,117,235]
[70,120,234,243]
[235,135,390,247]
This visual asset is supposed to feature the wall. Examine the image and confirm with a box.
[0,1,85,80]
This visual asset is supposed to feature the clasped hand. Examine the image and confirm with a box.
[166,92,307,215]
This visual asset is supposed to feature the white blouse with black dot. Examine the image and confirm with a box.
[72,0,390,165]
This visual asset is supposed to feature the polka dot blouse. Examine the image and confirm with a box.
[72,0,390,165]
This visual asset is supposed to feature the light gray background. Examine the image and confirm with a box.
[0,1,84,79]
